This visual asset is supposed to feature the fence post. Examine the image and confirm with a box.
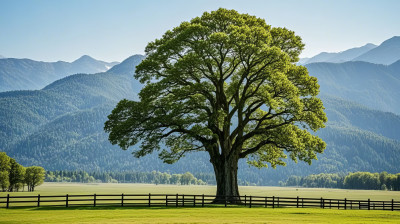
[166,195,168,207]
[182,194,185,207]
[302,198,304,208]
[368,199,370,210]
[176,194,178,207]
[265,197,267,208]
[121,193,124,207]
[6,194,9,208]
[272,196,275,209]
[193,195,196,207]
[148,193,151,207]
[202,194,204,207]
[345,198,347,210]
[320,197,323,208]
[66,194,69,207]
[392,199,394,211]
[244,195,247,207]
[37,194,40,207]
[359,201,361,210]
[277,197,280,208]
[94,194,96,207]
[249,196,252,208]
[297,196,299,208]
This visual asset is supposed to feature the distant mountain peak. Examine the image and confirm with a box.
[0,55,121,92]
[108,54,145,75]
[364,43,377,48]
[352,36,400,65]
[380,36,400,46]
[121,54,145,63]
[302,43,376,65]
[80,54,93,59]
[73,55,97,63]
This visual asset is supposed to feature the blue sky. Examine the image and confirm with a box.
[0,0,399,62]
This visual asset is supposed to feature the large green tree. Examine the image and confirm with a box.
[8,158,26,192]
[25,166,45,192]
[0,152,11,192]
[105,8,327,202]
[0,171,9,192]
[0,152,11,172]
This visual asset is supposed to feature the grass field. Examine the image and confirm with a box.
[2,182,400,200]
[1,183,400,223]
[1,206,400,224]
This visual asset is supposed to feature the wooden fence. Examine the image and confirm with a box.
[0,193,399,211]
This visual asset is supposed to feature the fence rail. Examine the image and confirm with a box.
[0,193,399,211]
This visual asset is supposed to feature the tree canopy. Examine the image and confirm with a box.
[0,152,45,192]
[25,166,46,192]
[105,8,327,200]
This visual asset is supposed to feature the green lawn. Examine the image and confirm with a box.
[2,182,400,200]
[1,183,400,223]
[1,206,400,224]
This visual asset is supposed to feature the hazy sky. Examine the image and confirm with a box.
[1,0,399,62]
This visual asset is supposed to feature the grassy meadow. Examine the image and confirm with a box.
[2,182,400,200]
[1,183,400,223]
[2,206,400,224]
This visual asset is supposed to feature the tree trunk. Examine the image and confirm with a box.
[211,155,240,204]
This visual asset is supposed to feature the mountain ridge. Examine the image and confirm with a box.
[108,54,145,76]
[352,36,400,64]
[305,60,400,114]
[301,43,376,64]
[300,36,400,65]
[0,56,119,92]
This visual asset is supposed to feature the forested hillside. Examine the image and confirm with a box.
[1,54,400,185]
[306,61,400,114]
[0,55,118,92]
[322,95,400,141]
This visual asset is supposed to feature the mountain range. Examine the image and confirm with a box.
[0,55,119,92]
[353,36,400,64]
[306,60,400,114]
[301,36,400,65]
[304,43,377,64]
[1,36,400,185]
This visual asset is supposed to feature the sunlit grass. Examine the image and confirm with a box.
[1,206,400,224]
[2,182,399,201]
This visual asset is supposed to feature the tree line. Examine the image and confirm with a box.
[45,170,210,185]
[0,152,46,192]
[281,172,400,191]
